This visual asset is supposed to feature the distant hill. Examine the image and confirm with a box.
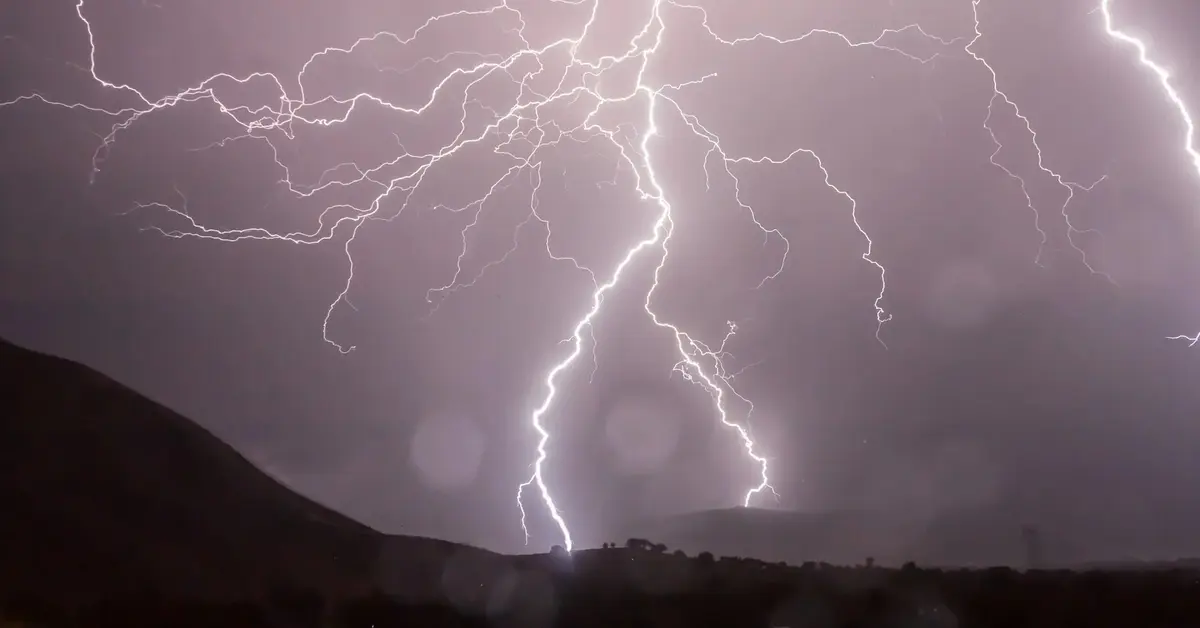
[617,506,1093,569]
[623,507,1200,570]
[0,336,500,602]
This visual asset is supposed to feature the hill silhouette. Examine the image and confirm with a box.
[0,336,503,602]
[619,506,1190,569]
[619,506,1107,569]
[8,338,1200,626]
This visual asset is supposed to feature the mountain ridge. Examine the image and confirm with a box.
[0,335,460,601]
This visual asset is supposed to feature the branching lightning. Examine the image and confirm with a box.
[965,0,1110,278]
[2,0,1184,551]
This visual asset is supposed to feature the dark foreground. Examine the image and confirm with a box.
[6,550,1200,628]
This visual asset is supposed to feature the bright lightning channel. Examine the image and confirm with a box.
[0,0,1140,553]
[1090,2,1200,346]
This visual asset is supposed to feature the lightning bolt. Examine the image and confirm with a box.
[1088,2,1200,346]
[965,0,1110,277]
[1,0,1155,552]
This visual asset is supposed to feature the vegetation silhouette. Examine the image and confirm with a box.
[5,542,1200,627]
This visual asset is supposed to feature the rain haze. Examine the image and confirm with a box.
[2,0,1200,562]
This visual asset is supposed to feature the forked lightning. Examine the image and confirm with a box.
[2,0,1188,552]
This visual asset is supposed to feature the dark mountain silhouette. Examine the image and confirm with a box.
[0,336,502,602]
[8,336,1200,627]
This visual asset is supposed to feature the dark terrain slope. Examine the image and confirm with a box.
[0,337,392,600]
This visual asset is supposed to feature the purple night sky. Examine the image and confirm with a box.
[3,0,1200,558]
